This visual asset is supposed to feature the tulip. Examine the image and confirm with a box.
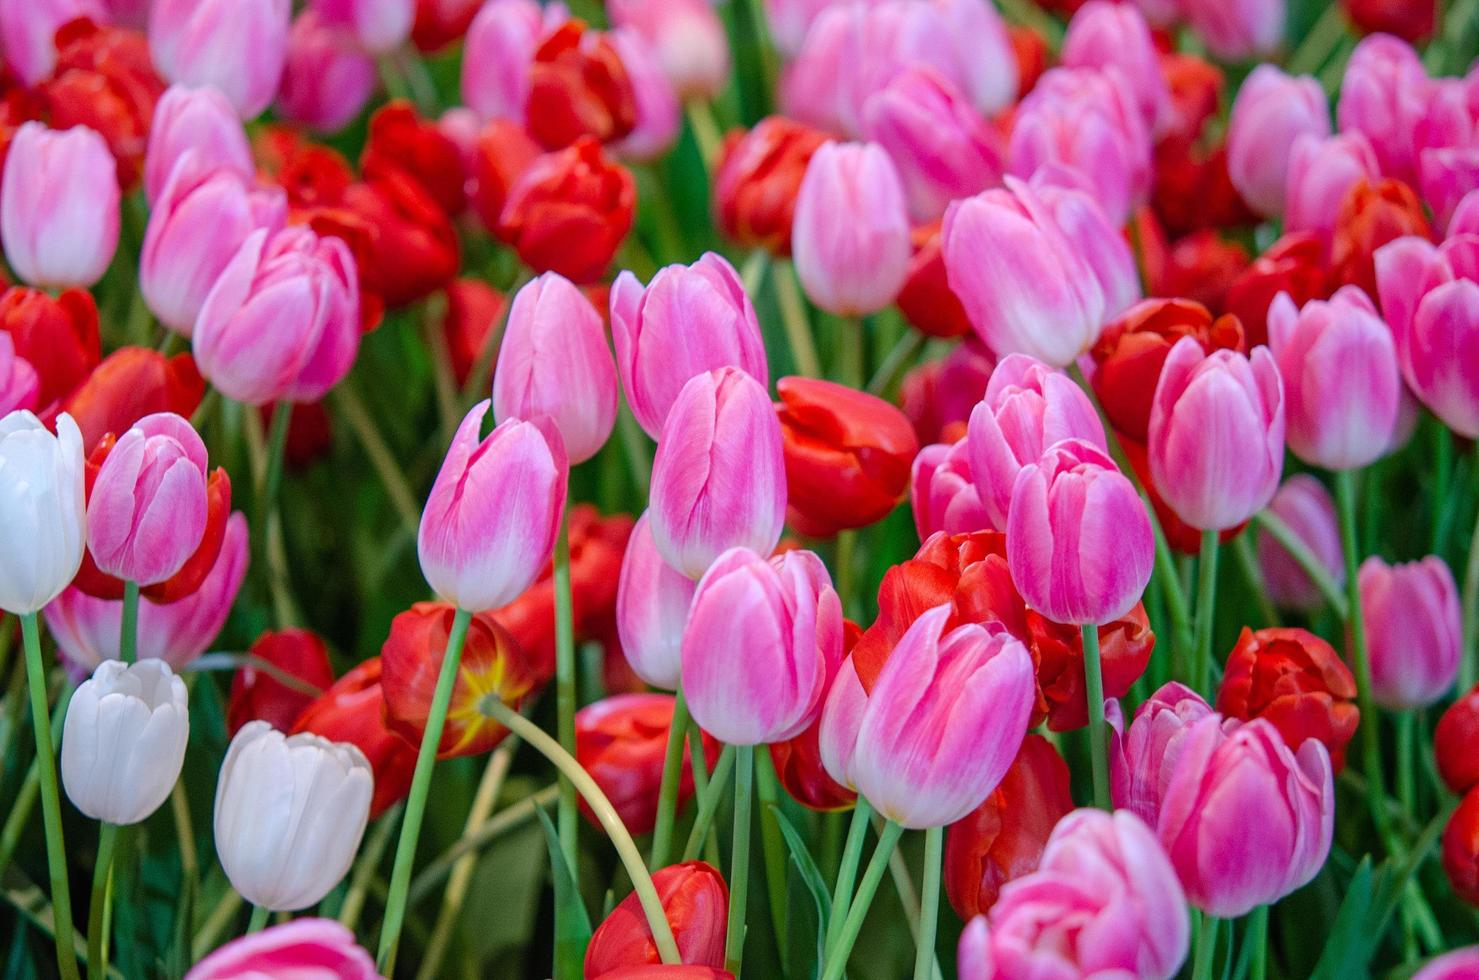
[1331,178,1434,297]
[897,224,972,339]
[0,334,37,416]
[143,85,253,206]
[910,438,989,539]
[586,861,728,974]
[1375,235,1479,438]
[616,512,698,691]
[0,0,104,84]
[413,0,483,51]
[712,116,828,257]
[45,513,249,672]
[1060,1,1169,134]
[1224,232,1331,349]
[310,0,414,54]
[1150,231,1252,313]
[493,273,617,463]
[362,101,469,216]
[762,0,834,57]
[1225,66,1329,219]
[498,137,636,283]
[192,226,361,405]
[439,279,507,386]
[817,654,869,794]
[1182,0,1285,61]
[184,919,378,980]
[0,412,85,615]
[226,629,335,736]
[469,120,543,234]
[149,0,291,118]
[0,288,101,414]
[607,0,729,101]
[1336,35,1436,184]
[899,341,994,446]
[1359,555,1461,709]
[861,68,1004,224]
[1110,681,1216,823]
[418,402,568,611]
[1216,627,1359,772]
[0,123,120,289]
[1421,151,1479,233]
[1148,337,1286,531]
[274,11,379,135]
[1285,133,1381,245]
[611,253,768,439]
[770,626,861,811]
[460,0,557,122]
[214,721,373,911]
[61,659,188,824]
[1267,286,1400,470]
[1447,789,1479,907]
[608,30,681,164]
[958,809,1189,980]
[776,376,918,537]
[1436,685,1479,796]
[943,734,1073,919]
[849,604,1035,828]
[527,20,637,150]
[1037,179,1142,323]
[576,694,718,835]
[1414,946,1479,980]
[1256,475,1345,610]
[791,141,912,317]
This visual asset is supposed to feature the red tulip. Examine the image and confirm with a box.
[711,115,827,257]
[0,286,100,414]
[339,173,460,309]
[498,137,635,284]
[898,340,994,447]
[1330,177,1433,298]
[1151,231,1251,312]
[585,862,728,976]
[1159,52,1223,145]
[469,119,543,236]
[1223,232,1330,349]
[1436,684,1479,796]
[527,20,637,150]
[60,347,204,453]
[1151,136,1256,239]
[769,619,862,812]
[412,0,482,51]
[897,223,972,340]
[1341,0,1434,42]
[227,629,336,737]
[438,278,508,387]
[361,99,468,215]
[1444,787,1479,907]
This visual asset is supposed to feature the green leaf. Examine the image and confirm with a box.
[769,805,831,980]
[535,805,591,980]
[1309,858,1387,980]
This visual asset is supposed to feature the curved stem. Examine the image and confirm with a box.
[649,687,691,870]
[726,745,755,977]
[118,582,139,665]
[687,717,721,868]
[1336,470,1389,844]
[256,401,292,558]
[825,798,873,954]
[820,820,905,980]
[552,515,579,877]
[479,697,682,963]
[865,330,924,398]
[1253,510,1349,619]
[246,905,269,935]
[775,261,821,379]
[1082,624,1110,809]
[331,383,421,536]
[1193,530,1221,696]
[86,823,118,980]
[912,827,943,980]
[681,745,737,862]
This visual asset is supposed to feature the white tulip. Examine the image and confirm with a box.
[0,411,85,614]
[61,659,189,825]
[213,721,373,911]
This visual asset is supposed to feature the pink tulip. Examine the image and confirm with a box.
[1284,132,1381,245]
[861,67,1004,224]
[418,401,568,611]
[615,511,696,691]
[141,164,288,336]
[0,334,38,417]
[1061,1,1169,135]
[933,0,1018,117]
[0,0,104,85]
[150,0,291,119]
[911,438,989,539]
[611,252,769,439]
[1267,286,1400,470]
[1148,337,1286,531]
[958,809,1190,980]
[607,0,730,101]
[1445,189,1479,239]
[86,413,209,586]
[1006,437,1153,626]
[763,0,839,58]
[1182,0,1285,61]
[1110,682,1216,826]
[1337,35,1446,184]
[817,654,867,790]
[1256,475,1344,611]
[143,85,255,206]
[966,354,1106,529]
[493,272,617,463]
[460,0,560,123]
[1033,178,1141,323]
[1413,947,1479,980]
[44,513,249,673]
[1421,149,1479,234]
[191,226,361,405]
[609,30,681,164]
[681,546,841,745]
[791,141,912,316]
[1360,555,1462,709]
[648,368,786,580]
[1226,66,1329,219]
[310,0,414,54]
[1007,67,1152,226]
[849,604,1034,827]
[275,11,380,134]
[184,918,377,980]
[0,123,119,290]
[1374,235,1479,438]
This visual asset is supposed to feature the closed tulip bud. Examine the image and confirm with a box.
[0,335,37,416]
[1061,2,1168,134]
[310,0,414,53]
[144,85,254,205]
[911,438,989,539]
[0,412,85,615]
[1414,946,1479,980]
[0,0,103,84]
[944,734,1074,919]
[851,604,1035,828]
[61,659,188,824]
[1226,66,1329,219]
[1336,35,1433,184]
[967,354,1106,530]
[776,376,918,538]
[213,721,372,911]
[608,30,680,164]
[791,141,911,317]
[419,402,567,610]
[712,116,828,257]
[1447,789,1479,907]
[1007,438,1152,627]
[586,861,728,975]
[292,658,417,818]
[226,629,335,737]
[184,919,378,980]
[1436,685,1479,796]
[527,20,637,150]
[274,12,379,135]
[499,138,636,283]
[1183,0,1284,61]
[149,0,290,118]
[1359,555,1462,709]
[1148,337,1286,531]
[616,512,695,691]
[1256,475,1344,610]
[1285,133,1381,245]
[1,123,119,289]
[493,273,617,463]
[607,0,729,101]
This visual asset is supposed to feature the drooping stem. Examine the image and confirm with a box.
[1252,510,1349,618]
[682,745,737,862]
[119,581,140,665]
[1193,530,1221,696]
[246,905,269,935]
[86,823,119,980]
[825,797,873,954]
[1191,914,1219,980]
[726,745,755,977]
[20,613,80,980]
[552,514,579,876]
[775,261,821,379]
[649,687,692,870]
[821,820,905,980]
[377,607,473,974]
[1336,469,1389,843]
[1248,906,1269,980]
[1081,623,1110,810]
[912,827,943,980]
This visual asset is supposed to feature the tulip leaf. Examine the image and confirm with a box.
[769,805,831,980]
[535,804,591,980]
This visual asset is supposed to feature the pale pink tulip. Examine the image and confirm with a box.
[1256,475,1344,611]
[144,85,254,206]
[1226,65,1329,218]
[1061,1,1169,134]
[1285,132,1381,244]
[607,0,730,101]
[149,0,291,119]
[1360,555,1462,709]
[0,0,104,84]
[0,123,119,289]
[310,0,414,54]
[615,511,696,691]
[911,438,989,539]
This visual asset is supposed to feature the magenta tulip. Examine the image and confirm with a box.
[1110,682,1217,825]
[0,0,104,84]
[1360,555,1462,709]
[648,368,785,580]
[911,438,989,539]
[0,334,39,417]
[0,123,120,290]
[1060,1,1169,135]
[615,511,696,691]
[418,402,568,611]
[681,547,842,745]
[144,85,254,206]
[185,919,377,980]
[309,0,414,54]
[1226,66,1329,219]
[275,11,379,134]
[1182,0,1285,61]
[609,29,681,164]
[1421,151,1479,234]
[149,0,292,119]
[1413,947,1479,980]
[1284,132,1381,245]
[817,654,867,791]
[607,0,730,101]
[460,0,558,123]
[1337,35,1439,184]
[1256,475,1344,611]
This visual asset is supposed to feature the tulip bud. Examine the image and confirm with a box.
[527,20,637,149]
[149,0,291,119]
[0,334,38,416]
[292,658,417,818]
[649,369,785,579]
[1182,0,1285,61]
[498,138,636,284]
[911,439,989,539]
[1285,133,1381,245]
[0,287,101,415]
[608,30,680,164]
[611,253,768,439]
[226,629,335,737]
[0,0,104,84]
[792,141,912,317]
[459,0,557,122]
[310,0,414,54]
[1148,337,1285,531]
[0,412,85,615]
[712,116,827,257]
[1256,475,1344,610]
[493,273,617,463]
[1336,35,1441,185]
[616,512,696,691]
[1226,66,1329,219]
[0,123,120,289]
[586,861,728,974]
[1437,685,1479,798]
[1060,1,1169,134]
[607,0,729,101]
[274,11,379,135]
[61,658,189,824]
[144,84,254,206]
[213,721,373,911]
[1359,555,1462,710]
[184,919,378,980]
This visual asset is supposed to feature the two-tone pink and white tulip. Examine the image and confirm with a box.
[460,0,559,122]
[1182,0,1285,62]
[1360,555,1462,709]
[0,411,85,615]
[1284,132,1381,245]
[143,85,255,206]
[0,123,120,290]
[1060,1,1169,134]
[1226,66,1330,219]
[615,511,696,691]
[185,919,378,980]
[911,438,989,539]
[817,654,868,791]
[1256,475,1344,611]
[1336,35,1439,184]
[149,0,292,119]
[274,11,380,134]
[607,0,730,101]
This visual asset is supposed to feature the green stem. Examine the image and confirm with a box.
[377,607,473,974]
[86,823,118,980]
[865,330,925,398]
[1432,424,1453,555]
[1252,510,1349,618]
[1248,906,1268,980]
[775,261,821,379]
[1462,495,1479,692]
[1192,914,1219,980]
[912,827,943,980]
[1396,711,1416,815]
[1287,1,1347,75]
[246,905,269,935]
[682,745,737,862]
[825,798,873,954]
[20,613,80,980]
[740,249,769,297]
[1082,624,1110,810]
[821,820,905,980]
[1233,535,1279,628]
[687,717,722,869]
[726,745,755,977]
[754,751,790,955]
[1193,530,1221,696]
[684,100,724,169]
[553,515,579,877]
[649,687,691,870]
[256,401,292,556]
[617,403,653,498]
[331,383,422,536]
[1336,470,1389,844]
[406,788,555,907]
[118,581,139,665]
